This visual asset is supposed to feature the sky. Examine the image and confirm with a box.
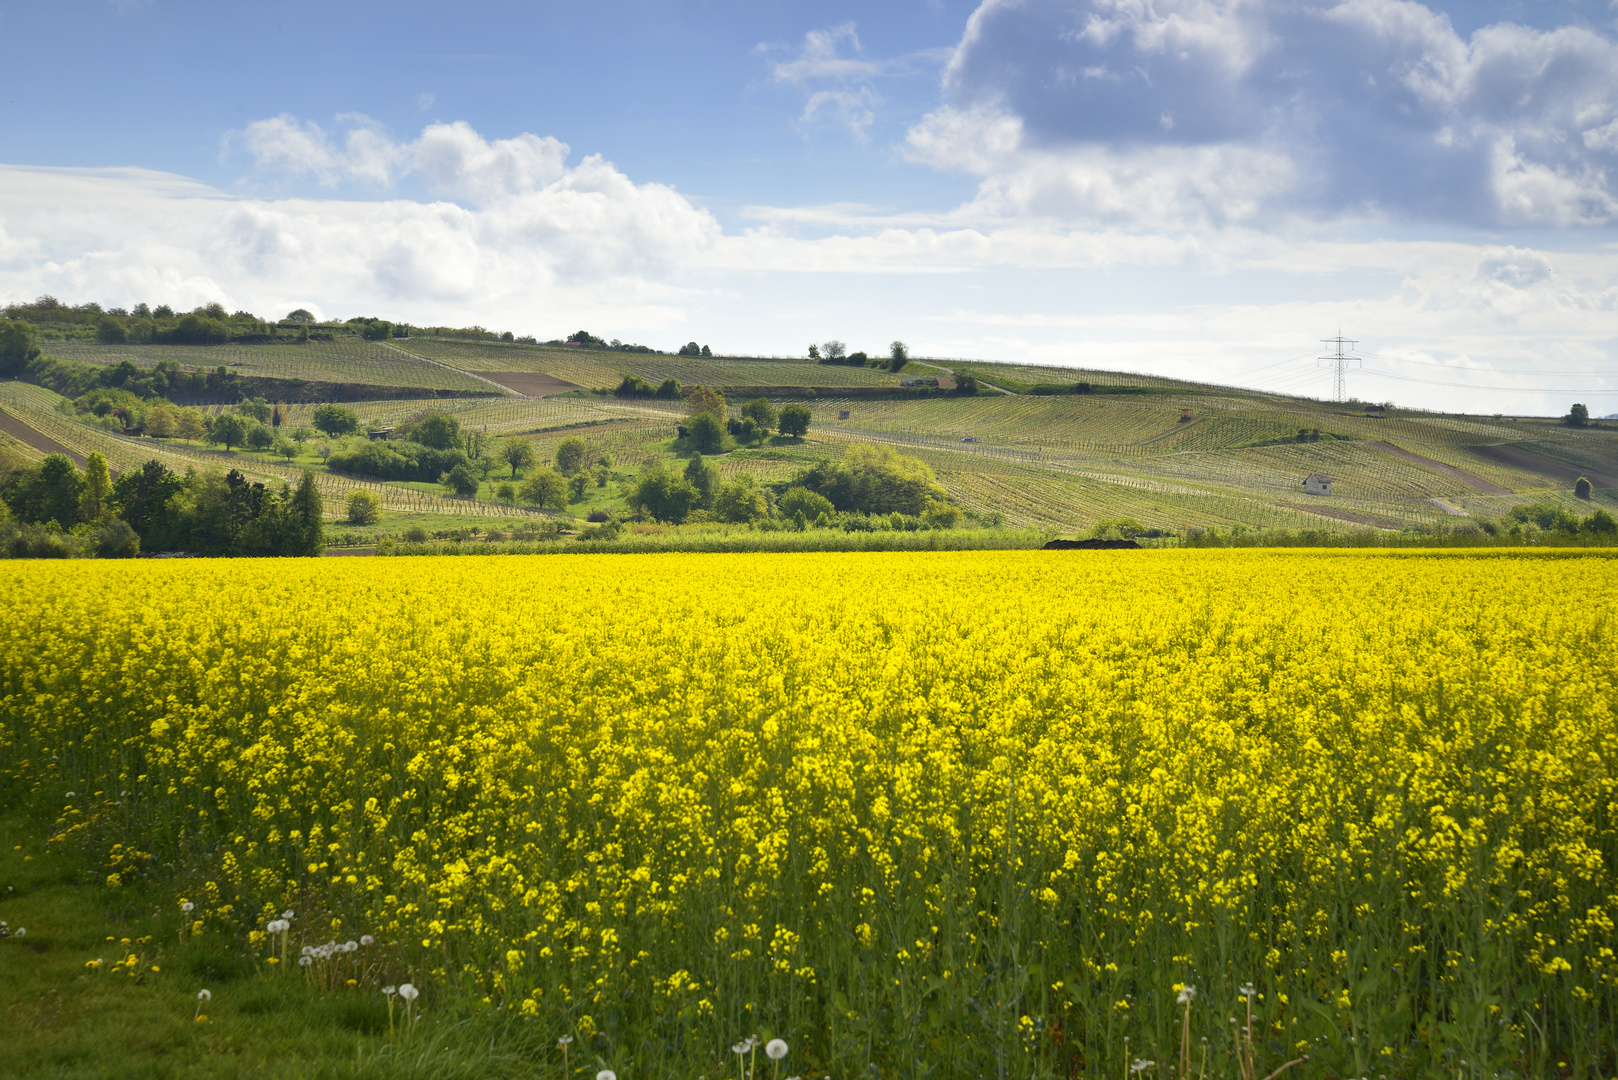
[1,0,1617,414]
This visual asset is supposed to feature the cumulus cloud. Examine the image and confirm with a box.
[1,121,721,330]
[920,0,1618,227]
[231,115,570,205]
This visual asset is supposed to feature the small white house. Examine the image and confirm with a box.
[1303,472,1332,495]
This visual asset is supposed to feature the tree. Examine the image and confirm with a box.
[211,413,247,451]
[779,485,834,524]
[347,489,382,524]
[414,413,462,450]
[1585,507,1617,534]
[80,451,112,522]
[685,385,726,421]
[627,465,699,523]
[246,423,275,451]
[359,319,393,341]
[678,341,702,357]
[921,499,961,529]
[289,470,325,555]
[312,404,360,437]
[807,344,820,360]
[110,459,184,548]
[821,340,846,361]
[1575,476,1593,500]
[701,344,712,357]
[568,472,589,501]
[555,436,589,476]
[742,398,777,440]
[95,519,140,558]
[954,372,978,394]
[713,476,768,523]
[656,377,681,399]
[778,403,811,438]
[96,316,127,344]
[495,482,516,503]
[519,467,568,510]
[168,313,229,345]
[144,402,177,438]
[174,408,208,441]
[889,340,909,368]
[238,397,272,423]
[274,437,298,461]
[1568,403,1590,427]
[286,308,315,324]
[501,439,537,478]
[290,426,311,444]
[0,319,41,377]
[442,462,480,497]
[684,453,717,508]
[688,412,725,454]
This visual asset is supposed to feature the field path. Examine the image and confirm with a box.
[0,406,87,466]
[1364,440,1513,495]
[911,358,1015,395]
[383,342,519,397]
[479,372,587,397]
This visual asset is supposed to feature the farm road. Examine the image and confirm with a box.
[1364,440,1512,495]
[0,406,87,466]
[383,342,521,397]
[480,372,587,397]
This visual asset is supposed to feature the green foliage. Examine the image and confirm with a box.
[285,308,315,323]
[687,412,725,454]
[165,313,230,345]
[95,316,127,344]
[713,476,768,523]
[412,413,462,451]
[627,465,700,523]
[500,439,536,478]
[442,462,481,497]
[678,341,702,357]
[93,517,140,558]
[237,397,273,423]
[684,385,726,422]
[327,440,469,483]
[0,454,85,528]
[778,485,834,523]
[519,467,568,510]
[347,489,382,525]
[656,378,681,399]
[1575,476,1593,500]
[311,404,360,437]
[890,340,909,366]
[794,444,945,516]
[1567,403,1590,427]
[683,453,717,509]
[80,451,112,522]
[554,437,589,476]
[920,500,962,529]
[0,319,41,377]
[613,375,657,398]
[245,423,275,451]
[741,397,777,437]
[777,403,811,438]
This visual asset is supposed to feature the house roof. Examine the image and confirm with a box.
[1305,472,1332,483]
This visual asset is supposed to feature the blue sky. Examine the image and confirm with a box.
[2,0,1616,413]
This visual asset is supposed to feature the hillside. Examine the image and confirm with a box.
[3,319,1614,538]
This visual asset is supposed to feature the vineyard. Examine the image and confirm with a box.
[45,340,493,393]
[395,338,902,388]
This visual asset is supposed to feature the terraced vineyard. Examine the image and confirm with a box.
[396,338,901,388]
[45,340,494,393]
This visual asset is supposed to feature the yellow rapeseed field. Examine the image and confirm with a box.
[2,550,1614,1078]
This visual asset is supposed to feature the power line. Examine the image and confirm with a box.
[1318,334,1359,402]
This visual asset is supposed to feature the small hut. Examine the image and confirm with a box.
[1364,404,1385,419]
[1303,472,1332,496]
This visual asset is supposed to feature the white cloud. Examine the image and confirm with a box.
[928,0,1618,227]
[230,116,570,205]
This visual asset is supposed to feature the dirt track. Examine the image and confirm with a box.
[1466,443,1618,489]
[1364,440,1513,495]
[0,407,87,467]
[483,372,587,397]
[1281,502,1402,530]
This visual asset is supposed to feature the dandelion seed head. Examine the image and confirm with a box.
[298,956,312,967]
[766,1039,788,1060]
[383,985,397,997]
[360,935,374,946]
[197,989,211,1001]
[399,983,419,1001]
[597,1070,616,1080]
[1177,985,1196,1005]
[557,1034,574,1047]
[181,901,194,912]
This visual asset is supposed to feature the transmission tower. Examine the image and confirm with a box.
[1318,334,1360,402]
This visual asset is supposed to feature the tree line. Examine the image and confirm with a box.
[1,452,324,558]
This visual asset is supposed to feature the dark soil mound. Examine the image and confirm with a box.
[1042,538,1142,550]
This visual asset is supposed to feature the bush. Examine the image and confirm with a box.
[442,462,481,497]
[327,440,469,482]
[94,518,140,558]
[688,413,725,454]
[312,404,360,437]
[347,489,382,525]
[555,437,588,476]
[165,314,230,345]
[519,468,568,510]
[714,478,768,523]
[402,526,429,543]
[1575,476,1593,500]
[779,486,835,523]
[96,316,127,344]
[778,404,811,438]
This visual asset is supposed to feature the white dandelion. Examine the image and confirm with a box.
[360,935,374,946]
[557,1034,573,1047]
[197,989,211,1001]
[181,901,194,913]
[766,1040,788,1060]
[1130,1059,1155,1074]
[1177,985,1196,1005]
[399,983,418,1001]
[597,1071,617,1080]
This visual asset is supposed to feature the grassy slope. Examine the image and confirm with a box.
[10,342,1618,535]
[0,815,540,1080]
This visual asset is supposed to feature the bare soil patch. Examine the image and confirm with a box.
[1365,440,1513,495]
[0,408,86,466]
[483,372,586,397]
[1465,442,1618,489]
[1281,501,1402,530]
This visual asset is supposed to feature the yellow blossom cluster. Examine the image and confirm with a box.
[1,550,1613,1077]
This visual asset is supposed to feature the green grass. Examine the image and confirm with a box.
[0,814,546,1079]
[43,341,492,394]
